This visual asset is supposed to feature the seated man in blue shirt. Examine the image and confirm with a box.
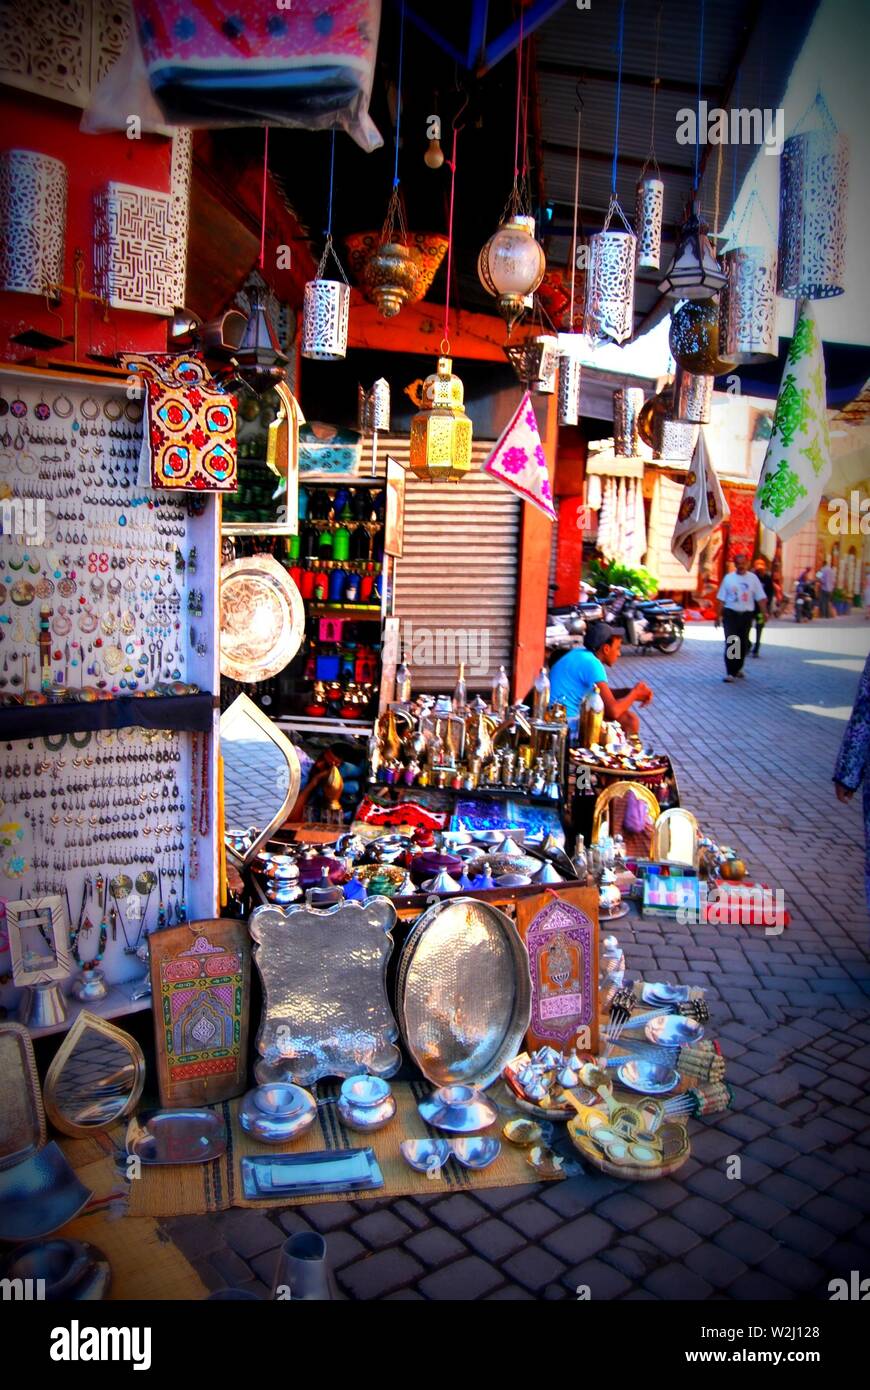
[549,621,653,738]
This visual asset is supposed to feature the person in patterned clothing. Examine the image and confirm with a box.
[834,651,870,911]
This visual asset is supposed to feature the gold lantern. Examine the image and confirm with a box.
[408,356,473,483]
[363,240,419,317]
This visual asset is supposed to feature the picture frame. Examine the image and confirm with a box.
[6,895,72,987]
[384,455,406,558]
[515,886,600,1054]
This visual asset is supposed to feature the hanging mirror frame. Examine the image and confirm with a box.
[220,692,302,868]
[43,1010,145,1139]
[653,807,700,869]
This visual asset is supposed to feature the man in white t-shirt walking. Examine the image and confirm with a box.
[715,553,768,683]
[817,561,836,618]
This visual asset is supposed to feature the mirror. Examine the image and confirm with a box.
[653,808,700,869]
[220,693,302,866]
[221,379,300,535]
[43,1012,145,1138]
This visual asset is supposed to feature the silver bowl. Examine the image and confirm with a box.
[0,1143,93,1241]
[337,1075,396,1132]
[400,1138,451,1173]
[0,1238,110,1300]
[645,1014,705,1047]
[417,1084,498,1133]
[450,1137,501,1169]
[239,1083,317,1143]
[616,1059,679,1095]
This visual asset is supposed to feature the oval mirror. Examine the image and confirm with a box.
[220,693,301,867]
[43,1012,145,1138]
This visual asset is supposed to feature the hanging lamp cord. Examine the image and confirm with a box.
[693,0,707,194]
[610,0,628,198]
[442,94,468,355]
[258,126,269,269]
[569,94,583,325]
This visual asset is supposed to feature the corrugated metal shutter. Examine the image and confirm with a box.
[359,437,520,692]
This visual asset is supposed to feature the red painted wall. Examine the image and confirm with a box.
[554,494,587,606]
[0,88,171,363]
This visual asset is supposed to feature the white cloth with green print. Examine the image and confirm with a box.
[753,299,832,542]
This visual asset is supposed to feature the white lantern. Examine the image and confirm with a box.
[673,365,713,424]
[478,214,546,331]
[0,150,67,295]
[658,205,726,299]
[613,388,645,456]
[635,176,664,271]
[719,245,778,365]
[301,236,351,361]
[584,228,636,344]
[777,119,849,300]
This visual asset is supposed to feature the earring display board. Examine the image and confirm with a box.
[148,920,251,1109]
[0,366,220,1028]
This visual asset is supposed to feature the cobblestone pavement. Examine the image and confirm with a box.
[166,618,870,1301]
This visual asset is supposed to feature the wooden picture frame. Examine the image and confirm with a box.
[384,455,406,558]
[515,887,600,1055]
[6,895,72,987]
[149,919,251,1108]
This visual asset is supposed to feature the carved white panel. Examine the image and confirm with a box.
[94,181,181,314]
[167,128,192,307]
[0,0,132,109]
[0,150,68,295]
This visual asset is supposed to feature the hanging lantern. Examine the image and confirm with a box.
[719,245,778,366]
[658,204,726,298]
[358,378,391,434]
[478,214,546,332]
[635,176,664,271]
[363,240,419,318]
[583,209,636,345]
[504,334,559,394]
[673,365,713,424]
[0,149,67,295]
[777,109,849,299]
[653,416,698,461]
[638,390,670,450]
[234,283,289,392]
[408,356,473,483]
[613,388,645,456]
[302,238,350,361]
[669,299,732,375]
[557,348,582,427]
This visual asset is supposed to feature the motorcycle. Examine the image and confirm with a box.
[794,582,815,622]
[603,586,685,655]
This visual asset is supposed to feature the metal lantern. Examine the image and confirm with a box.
[635,176,664,271]
[478,214,546,331]
[408,356,473,483]
[719,245,778,366]
[669,298,732,375]
[613,387,645,456]
[0,149,67,295]
[234,283,289,391]
[673,365,713,424]
[558,353,582,426]
[658,205,726,298]
[358,378,391,433]
[777,124,849,299]
[364,241,419,317]
[583,228,636,344]
[653,416,699,461]
[505,334,559,394]
[302,278,350,361]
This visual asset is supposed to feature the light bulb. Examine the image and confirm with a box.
[424,137,445,169]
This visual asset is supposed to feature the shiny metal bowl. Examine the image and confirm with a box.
[239,1083,317,1143]
[644,1014,705,1047]
[450,1136,501,1169]
[337,1075,397,1132]
[400,1138,451,1173]
[616,1059,679,1095]
[417,1084,499,1133]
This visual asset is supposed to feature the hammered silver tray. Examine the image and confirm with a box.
[240,1148,384,1199]
[396,897,531,1089]
[249,899,401,1086]
[125,1109,227,1165]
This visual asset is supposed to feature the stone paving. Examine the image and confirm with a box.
[166,617,870,1301]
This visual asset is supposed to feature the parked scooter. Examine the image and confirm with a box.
[794,580,815,622]
[603,586,685,655]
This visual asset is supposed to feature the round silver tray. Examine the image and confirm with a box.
[396,897,531,1089]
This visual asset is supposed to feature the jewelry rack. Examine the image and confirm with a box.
[0,365,220,1028]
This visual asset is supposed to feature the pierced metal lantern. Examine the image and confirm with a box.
[0,149,67,295]
[658,205,726,299]
[777,126,849,299]
[635,176,664,271]
[302,278,350,360]
[583,228,636,344]
[478,214,547,332]
[408,356,473,483]
[613,387,645,456]
[653,416,698,461]
[719,245,778,366]
[558,353,582,426]
[673,365,713,424]
[505,334,559,394]
[669,298,732,375]
[364,241,419,317]
[358,378,391,433]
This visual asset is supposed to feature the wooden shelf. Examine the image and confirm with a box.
[0,692,215,742]
[307,603,382,618]
[23,984,153,1039]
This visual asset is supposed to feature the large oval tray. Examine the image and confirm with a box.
[396,897,531,1089]
[220,554,304,683]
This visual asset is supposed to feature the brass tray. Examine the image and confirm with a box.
[0,1023,46,1170]
[396,897,531,1089]
[568,1114,691,1180]
[219,553,304,683]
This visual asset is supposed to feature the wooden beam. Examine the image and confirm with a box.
[346,291,532,362]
